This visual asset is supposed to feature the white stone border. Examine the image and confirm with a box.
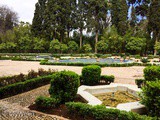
[77,83,146,114]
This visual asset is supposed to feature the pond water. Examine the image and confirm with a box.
[49,58,133,64]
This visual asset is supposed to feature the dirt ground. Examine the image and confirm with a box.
[0,60,145,85]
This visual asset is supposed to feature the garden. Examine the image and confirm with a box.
[0,65,160,119]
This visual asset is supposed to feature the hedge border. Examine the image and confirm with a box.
[40,61,153,67]
[0,75,54,99]
[66,102,156,120]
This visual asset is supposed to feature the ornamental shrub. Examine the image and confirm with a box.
[49,71,80,103]
[82,65,101,85]
[35,96,58,109]
[140,80,160,117]
[144,66,160,81]
[101,75,115,84]
[66,102,155,120]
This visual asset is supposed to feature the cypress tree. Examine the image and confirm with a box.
[31,0,47,38]
[86,0,108,53]
[148,0,160,55]
[111,0,128,36]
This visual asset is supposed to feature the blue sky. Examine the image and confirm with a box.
[0,0,38,23]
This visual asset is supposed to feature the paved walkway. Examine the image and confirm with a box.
[0,60,145,84]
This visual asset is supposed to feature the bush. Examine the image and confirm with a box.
[35,96,58,109]
[49,71,80,103]
[66,102,155,120]
[82,65,101,85]
[141,58,148,63]
[144,66,160,81]
[27,69,38,79]
[0,75,54,99]
[140,80,160,117]
[101,75,115,84]
[135,79,145,88]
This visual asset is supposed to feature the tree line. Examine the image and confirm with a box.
[0,0,160,55]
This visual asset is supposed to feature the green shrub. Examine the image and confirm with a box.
[82,65,101,85]
[141,58,148,63]
[144,66,160,81]
[49,71,80,103]
[35,96,58,109]
[0,75,54,99]
[140,80,160,117]
[101,75,115,84]
[135,79,145,88]
[66,102,155,120]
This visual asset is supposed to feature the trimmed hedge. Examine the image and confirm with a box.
[49,71,80,103]
[0,68,55,87]
[82,65,101,85]
[35,96,58,109]
[40,61,153,67]
[0,75,54,99]
[101,75,115,84]
[66,102,156,120]
[144,66,160,81]
[140,80,160,117]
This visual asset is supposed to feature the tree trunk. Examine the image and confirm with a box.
[154,35,158,56]
[95,30,98,53]
[80,29,83,49]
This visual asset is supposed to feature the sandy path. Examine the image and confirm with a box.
[0,60,145,85]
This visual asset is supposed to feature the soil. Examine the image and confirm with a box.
[28,96,91,120]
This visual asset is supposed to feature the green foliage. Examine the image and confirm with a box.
[111,0,128,36]
[60,43,68,53]
[135,79,145,88]
[141,58,148,63]
[101,75,115,84]
[82,65,101,85]
[49,71,80,103]
[82,44,92,53]
[35,96,58,109]
[0,75,54,99]
[66,102,155,120]
[96,40,108,53]
[144,66,160,81]
[49,39,61,53]
[140,80,160,117]
[125,37,146,54]
[68,41,79,53]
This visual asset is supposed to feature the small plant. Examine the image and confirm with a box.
[141,58,148,63]
[27,69,38,79]
[135,79,144,88]
[101,75,115,84]
[35,96,58,109]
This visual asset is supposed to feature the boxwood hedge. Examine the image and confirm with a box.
[66,102,156,120]
[0,75,54,99]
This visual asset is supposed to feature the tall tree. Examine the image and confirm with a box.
[31,0,47,38]
[86,0,108,53]
[76,0,87,48]
[0,5,18,33]
[148,0,160,55]
[111,0,128,36]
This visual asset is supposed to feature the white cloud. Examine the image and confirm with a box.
[0,0,38,23]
